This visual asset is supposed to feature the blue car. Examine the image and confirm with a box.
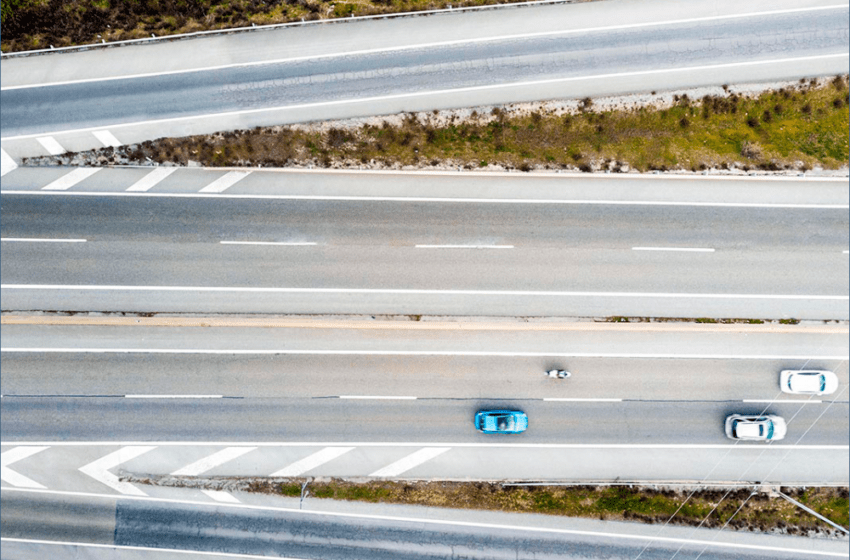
[474,410,528,434]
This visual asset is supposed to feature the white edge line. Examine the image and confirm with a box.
[0,238,86,243]
[415,244,514,249]
[543,398,624,402]
[0,190,846,209]
[0,538,303,559]
[220,241,317,246]
[124,394,223,399]
[339,395,418,400]
[2,442,847,450]
[743,399,824,404]
[1,4,846,91]
[0,489,847,558]
[2,53,848,141]
[632,247,715,252]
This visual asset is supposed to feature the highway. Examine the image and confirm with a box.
[2,171,847,319]
[1,0,847,158]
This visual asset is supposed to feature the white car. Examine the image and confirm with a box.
[725,415,787,441]
[780,370,838,395]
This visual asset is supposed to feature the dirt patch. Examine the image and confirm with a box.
[25,76,849,176]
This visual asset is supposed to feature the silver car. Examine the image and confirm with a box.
[780,370,838,395]
[725,415,787,441]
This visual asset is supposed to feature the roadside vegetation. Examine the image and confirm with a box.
[35,75,849,174]
[0,0,580,53]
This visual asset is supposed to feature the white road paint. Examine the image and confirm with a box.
[1,538,290,559]
[270,447,355,476]
[35,136,65,155]
[126,167,178,192]
[0,238,86,243]
[543,398,624,402]
[3,348,847,360]
[843,250,849,254]
[201,489,242,503]
[3,53,847,142]
[339,396,418,400]
[369,447,451,477]
[2,4,844,91]
[171,447,257,476]
[199,171,252,193]
[0,148,18,176]
[633,247,715,253]
[3,490,849,558]
[744,399,824,404]
[41,168,101,191]
[1,189,846,209]
[78,446,157,496]
[415,244,514,249]
[220,241,317,246]
[92,130,122,148]
[2,284,846,301]
[124,394,223,398]
[1,446,49,488]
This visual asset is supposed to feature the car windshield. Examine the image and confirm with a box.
[766,421,773,439]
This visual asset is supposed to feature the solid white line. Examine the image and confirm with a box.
[0,238,86,243]
[0,538,302,559]
[201,489,242,503]
[125,394,223,398]
[35,136,65,155]
[220,241,317,246]
[1,490,847,558]
[1,190,846,209]
[198,171,251,193]
[743,399,824,404]
[125,167,178,192]
[415,244,514,249]
[92,129,122,148]
[270,447,355,477]
[339,395,418,400]
[2,5,845,91]
[3,53,847,142]
[0,148,18,177]
[544,398,623,402]
[4,442,847,450]
[41,168,101,191]
[171,446,257,476]
[369,447,451,477]
[3,349,847,360]
[2,284,846,301]
[633,247,715,253]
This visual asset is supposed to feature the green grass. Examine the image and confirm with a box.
[68,76,847,174]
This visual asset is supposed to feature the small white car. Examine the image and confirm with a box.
[780,370,838,395]
[725,415,787,441]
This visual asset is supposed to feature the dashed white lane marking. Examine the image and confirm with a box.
[92,130,122,148]
[220,241,317,246]
[415,244,514,249]
[1,4,844,91]
[1,446,49,488]
[198,171,251,193]
[1,238,86,243]
[1,190,846,209]
[270,447,355,477]
[339,396,417,400]
[3,284,846,301]
[126,167,178,192]
[201,490,241,504]
[369,447,450,477]
[543,398,624,402]
[78,446,156,496]
[41,168,101,190]
[171,447,257,476]
[124,394,223,399]
[743,399,824,404]
[844,250,849,254]
[35,136,66,155]
[632,247,715,252]
[0,148,18,176]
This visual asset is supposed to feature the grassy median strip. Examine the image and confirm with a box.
[33,76,849,174]
[0,0,586,53]
[262,481,849,535]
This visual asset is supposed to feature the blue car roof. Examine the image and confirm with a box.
[476,410,528,433]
